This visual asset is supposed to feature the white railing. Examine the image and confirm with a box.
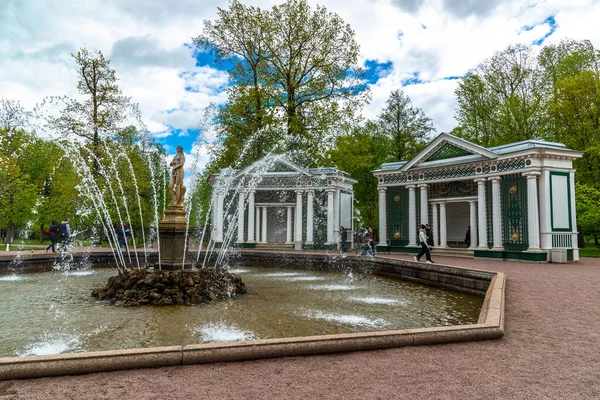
[552,233,573,248]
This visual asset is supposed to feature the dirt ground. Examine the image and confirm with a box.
[4,254,600,400]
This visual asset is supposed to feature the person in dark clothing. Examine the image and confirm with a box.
[414,224,433,263]
[117,222,129,252]
[45,220,59,253]
[425,223,434,247]
[367,226,376,256]
[465,226,471,247]
[353,230,362,254]
[59,218,71,252]
[339,226,348,255]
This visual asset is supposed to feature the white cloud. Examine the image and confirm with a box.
[2,0,600,159]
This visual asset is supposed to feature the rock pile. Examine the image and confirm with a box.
[91,268,246,306]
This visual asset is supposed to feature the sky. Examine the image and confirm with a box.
[1,0,600,169]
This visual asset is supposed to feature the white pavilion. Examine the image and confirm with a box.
[209,154,357,250]
[372,133,583,262]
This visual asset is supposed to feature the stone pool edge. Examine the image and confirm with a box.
[0,262,505,380]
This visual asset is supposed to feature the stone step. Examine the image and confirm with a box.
[254,243,294,250]
[431,248,474,258]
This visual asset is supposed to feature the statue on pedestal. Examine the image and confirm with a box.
[158,145,190,270]
[169,145,186,208]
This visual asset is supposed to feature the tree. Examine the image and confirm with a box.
[0,98,30,132]
[327,122,388,230]
[376,89,433,162]
[575,182,600,243]
[196,0,368,165]
[0,140,38,244]
[196,1,274,164]
[454,44,545,146]
[549,71,600,187]
[48,48,137,175]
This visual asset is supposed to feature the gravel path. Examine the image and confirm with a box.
[5,255,600,400]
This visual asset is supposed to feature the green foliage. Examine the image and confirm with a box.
[0,153,38,235]
[196,0,368,166]
[377,89,433,162]
[454,44,545,146]
[326,123,388,230]
[452,39,600,232]
[575,182,600,236]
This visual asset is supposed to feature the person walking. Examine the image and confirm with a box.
[353,230,362,254]
[45,220,59,253]
[365,226,375,256]
[59,218,71,252]
[367,226,376,256]
[339,226,348,256]
[425,223,434,247]
[414,224,433,263]
[118,222,129,252]
[464,226,471,248]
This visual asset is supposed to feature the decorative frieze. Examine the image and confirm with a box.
[378,159,528,185]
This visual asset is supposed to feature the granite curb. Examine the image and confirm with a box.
[0,260,505,380]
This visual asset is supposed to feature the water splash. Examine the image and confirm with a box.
[0,275,28,282]
[17,333,81,356]
[195,322,258,343]
[307,311,390,328]
[307,284,357,291]
[348,296,408,306]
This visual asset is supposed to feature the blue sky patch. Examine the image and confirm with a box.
[520,15,557,46]
[401,72,425,86]
[443,75,464,81]
[364,60,393,84]
[157,126,200,154]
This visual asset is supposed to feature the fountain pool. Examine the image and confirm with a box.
[0,266,483,357]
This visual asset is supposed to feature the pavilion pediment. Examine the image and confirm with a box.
[400,133,497,172]
[234,154,313,178]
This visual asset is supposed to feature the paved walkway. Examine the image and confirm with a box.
[4,254,600,399]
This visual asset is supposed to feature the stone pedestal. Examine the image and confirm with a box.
[157,206,192,270]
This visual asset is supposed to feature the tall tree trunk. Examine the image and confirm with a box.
[6,220,14,245]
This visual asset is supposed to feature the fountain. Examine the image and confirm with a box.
[0,138,504,380]
[90,144,246,306]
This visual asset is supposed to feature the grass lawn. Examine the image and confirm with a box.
[0,245,44,251]
[579,246,600,257]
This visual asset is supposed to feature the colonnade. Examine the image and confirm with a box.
[213,188,345,246]
[378,173,542,252]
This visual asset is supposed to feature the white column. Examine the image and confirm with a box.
[475,179,488,249]
[431,203,439,247]
[247,191,255,243]
[211,193,217,237]
[469,200,478,249]
[236,192,246,243]
[333,189,340,229]
[294,190,303,249]
[216,191,224,242]
[489,176,503,250]
[255,206,261,243]
[569,170,579,260]
[261,206,267,243]
[378,187,387,246]
[350,194,355,246]
[538,169,551,250]
[524,172,542,251]
[407,185,417,246]
[306,190,314,244]
[286,206,293,244]
[419,184,429,225]
[439,201,447,248]
[326,189,335,244]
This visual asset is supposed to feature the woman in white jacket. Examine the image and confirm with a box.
[413,224,434,263]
